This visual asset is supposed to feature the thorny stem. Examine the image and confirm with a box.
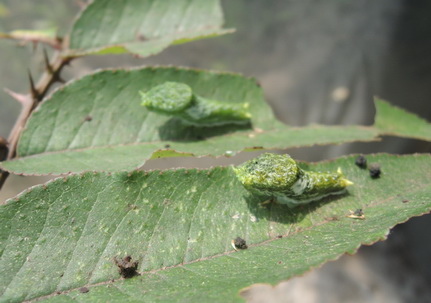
[0,46,75,190]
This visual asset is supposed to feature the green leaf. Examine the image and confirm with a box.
[374,98,431,141]
[0,28,58,47]
[1,67,430,176]
[67,0,233,57]
[0,66,379,175]
[1,154,430,302]
[3,126,377,175]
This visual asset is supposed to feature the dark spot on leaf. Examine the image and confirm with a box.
[276,235,283,239]
[355,155,367,169]
[233,237,248,250]
[347,209,365,219]
[127,204,138,210]
[84,115,92,122]
[278,261,282,264]
[402,199,409,203]
[114,256,139,279]
[369,163,381,178]
[354,209,364,216]
[79,287,89,293]
[136,33,147,41]
[164,144,171,148]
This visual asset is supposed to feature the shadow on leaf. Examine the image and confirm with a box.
[244,191,350,226]
[157,117,252,141]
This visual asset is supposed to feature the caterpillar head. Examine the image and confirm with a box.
[140,82,193,114]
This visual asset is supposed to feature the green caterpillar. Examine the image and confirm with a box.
[234,153,353,207]
[139,82,251,126]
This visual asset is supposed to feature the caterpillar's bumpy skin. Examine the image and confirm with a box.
[140,82,251,126]
[234,153,353,207]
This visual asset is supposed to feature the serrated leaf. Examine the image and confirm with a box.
[374,98,431,141]
[67,0,233,57]
[1,66,430,175]
[0,28,58,47]
[3,126,377,175]
[1,154,430,302]
[0,66,378,175]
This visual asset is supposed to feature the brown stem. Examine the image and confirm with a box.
[0,48,75,191]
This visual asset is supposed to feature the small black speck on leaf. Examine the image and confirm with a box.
[164,144,171,148]
[369,163,381,178]
[355,155,367,169]
[84,115,92,122]
[79,287,89,293]
[347,208,365,219]
[114,256,139,278]
[276,235,283,239]
[402,199,409,203]
[353,209,364,216]
[234,237,248,250]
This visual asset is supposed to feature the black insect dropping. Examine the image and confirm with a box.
[233,237,248,250]
[114,256,139,278]
[355,155,367,169]
[369,163,381,179]
[84,115,93,122]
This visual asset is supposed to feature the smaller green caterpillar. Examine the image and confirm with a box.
[139,82,251,126]
[234,153,353,207]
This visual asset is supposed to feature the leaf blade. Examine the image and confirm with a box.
[1,154,430,302]
[374,98,431,141]
[68,0,233,57]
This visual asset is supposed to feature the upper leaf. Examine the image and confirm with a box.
[67,0,233,57]
[16,66,276,156]
[1,67,431,175]
[1,154,430,302]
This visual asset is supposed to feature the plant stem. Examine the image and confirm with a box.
[0,49,74,190]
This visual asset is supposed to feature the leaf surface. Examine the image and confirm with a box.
[68,0,233,57]
[1,67,430,175]
[374,98,431,141]
[0,28,58,47]
[1,154,430,302]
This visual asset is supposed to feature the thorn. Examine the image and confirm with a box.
[43,48,54,74]
[56,76,66,84]
[3,88,31,106]
[27,69,40,100]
